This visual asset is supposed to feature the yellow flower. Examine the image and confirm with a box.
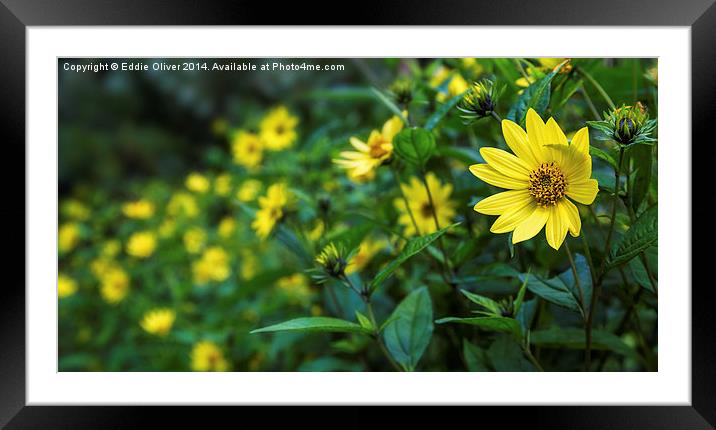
[240,249,258,280]
[461,58,485,77]
[185,172,210,193]
[277,273,312,305]
[60,199,90,221]
[126,231,157,258]
[183,227,207,254]
[122,199,155,219]
[90,257,118,278]
[307,220,324,242]
[469,108,598,250]
[536,58,572,73]
[259,106,298,151]
[101,240,121,258]
[251,183,292,239]
[100,267,130,304]
[140,308,176,336]
[236,179,262,202]
[346,238,387,274]
[58,274,78,298]
[431,66,469,102]
[191,341,229,372]
[158,218,177,238]
[516,59,571,89]
[167,192,199,218]
[214,173,232,196]
[334,115,404,181]
[394,173,456,237]
[231,130,264,168]
[58,222,81,253]
[192,246,231,285]
[217,216,236,238]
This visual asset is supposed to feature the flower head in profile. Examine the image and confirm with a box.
[458,79,502,123]
[231,130,263,169]
[191,341,229,372]
[251,183,292,239]
[126,231,157,258]
[185,172,210,193]
[394,172,456,237]
[140,308,176,336]
[100,267,130,304]
[334,115,404,182]
[58,274,78,299]
[470,108,598,250]
[314,242,349,281]
[259,106,298,151]
[122,199,155,219]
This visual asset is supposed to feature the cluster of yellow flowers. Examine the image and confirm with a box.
[231,106,299,169]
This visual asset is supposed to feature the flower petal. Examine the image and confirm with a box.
[512,205,549,244]
[474,189,532,215]
[546,117,568,145]
[479,147,532,180]
[490,200,535,234]
[469,164,528,190]
[552,144,592,181]
[526,108,549,148]
[501,119,542,168]
[559,198,582,237]
[349,137,369,152]
[545,204,569,250]
[567,179,599,205]
[570,127,590,154]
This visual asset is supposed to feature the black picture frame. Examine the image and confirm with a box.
[1,0,712,427]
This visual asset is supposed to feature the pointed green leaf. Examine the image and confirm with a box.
[250,317,371,335]
[425,91,467,131]
[382,286,434,371]
[435,316,521,338]
[459,290,501,315]
[355,311,374,331]
[530,327,637,359]
[463,340,490,372]
[608,205,658,268]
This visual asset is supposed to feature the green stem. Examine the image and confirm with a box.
[579,86,601,121]
[365,298,402,372]
[523,343,545,372]
[578,67,616,110]
[564,241,585,311]
[391,164,421,236]
[419,170,454,282]
[490,111,503,123]
[580,232,598,288]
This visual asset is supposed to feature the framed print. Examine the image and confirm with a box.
[2,0,713,428]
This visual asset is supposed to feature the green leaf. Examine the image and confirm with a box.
[629,246,658,293]
[355,311,374,331]
[513,271,529,314]
[369,223,457,291]
[463,340,490,372]
[589,145,618,169]
[371,87,408,125]
[487,335,535,371]
[608,205,658,268]
[629,144,653,212]
[436,145,482,165]
[459,289,501,315]
[556,253,593,315]
[507,60,566,125]
[250,317,371,335]
[530,327,637,359]
[382,286,434,371]
[519,273,583,316]
[393,127,436,167]
[425,91,467,131]
[436,316,521,338]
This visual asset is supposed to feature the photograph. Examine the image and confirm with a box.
[57,57,658,372]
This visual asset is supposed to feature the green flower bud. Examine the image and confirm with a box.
[457,79,500,123]
[389,78,413,106]
[610,102,648,145]
[316,242,347,278]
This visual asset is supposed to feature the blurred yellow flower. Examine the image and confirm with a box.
[60,199,90,221]
[334,115,403,181]
[251,183,292,240]
[394,173,456,237]
[101,240,121,258]
[516,59,571,89]
[259,106,298,151]
[214,173,232,196]
[158,218,177,238]
[100,267,130,304]
[231,130,263,168]
[240,249,258,280]
[307,220,324,242]
[90,257,118,278]
[431,66,468,102]
[126,231,157,258]
[236,179,262,202]
[58,273,78,298]
[277,273,312,305]
[191,341,229,371]
[192,246,231,285]
[346,238,387,274]
[186,172,210,193]
[470,108,597,250]
[167,192,199,218]
[217,216,236,238]
[59,222,81,254]
[461,58,485,77]
[122,199,155,219]
[183,227,207,254]
[140,308,176,336]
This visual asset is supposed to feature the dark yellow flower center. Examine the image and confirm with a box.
[369,137,390,158]
[528,162,566,207]
[420,202,434,218]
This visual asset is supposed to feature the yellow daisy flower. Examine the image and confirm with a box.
[100,267,130,304]
[251,183,292,240]
[185,172,210,193]
[236,179,262,202]
[58,274,78,299]
[122,199,155,219]
[334,115,404,181]
[58,222,81,254]
[140,308,176,336]
[470,108,598,250]
[394,172,456,237]
[191,341,229,372]
[259,106,298,151]
[346,237,387,274]
[126,231,157,258]
[231,130,263,169]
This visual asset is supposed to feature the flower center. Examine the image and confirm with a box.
[420,202,434,218]
[369,137,389,158]
[528,162,566,206]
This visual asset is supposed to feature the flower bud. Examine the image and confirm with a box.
[610,102,648,145]
[389,78,413,106]
[457,79,499,122]
[316,243,347,278]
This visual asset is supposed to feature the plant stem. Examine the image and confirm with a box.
[419,170,454,282]
[579,86,601,121]
[580,233,598,288]
[577,67,616,110]
[365,297,403,372]
[390,164,421,236]
[523,344,545,372]
[564,241,585,312]
[490,111,503,123]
